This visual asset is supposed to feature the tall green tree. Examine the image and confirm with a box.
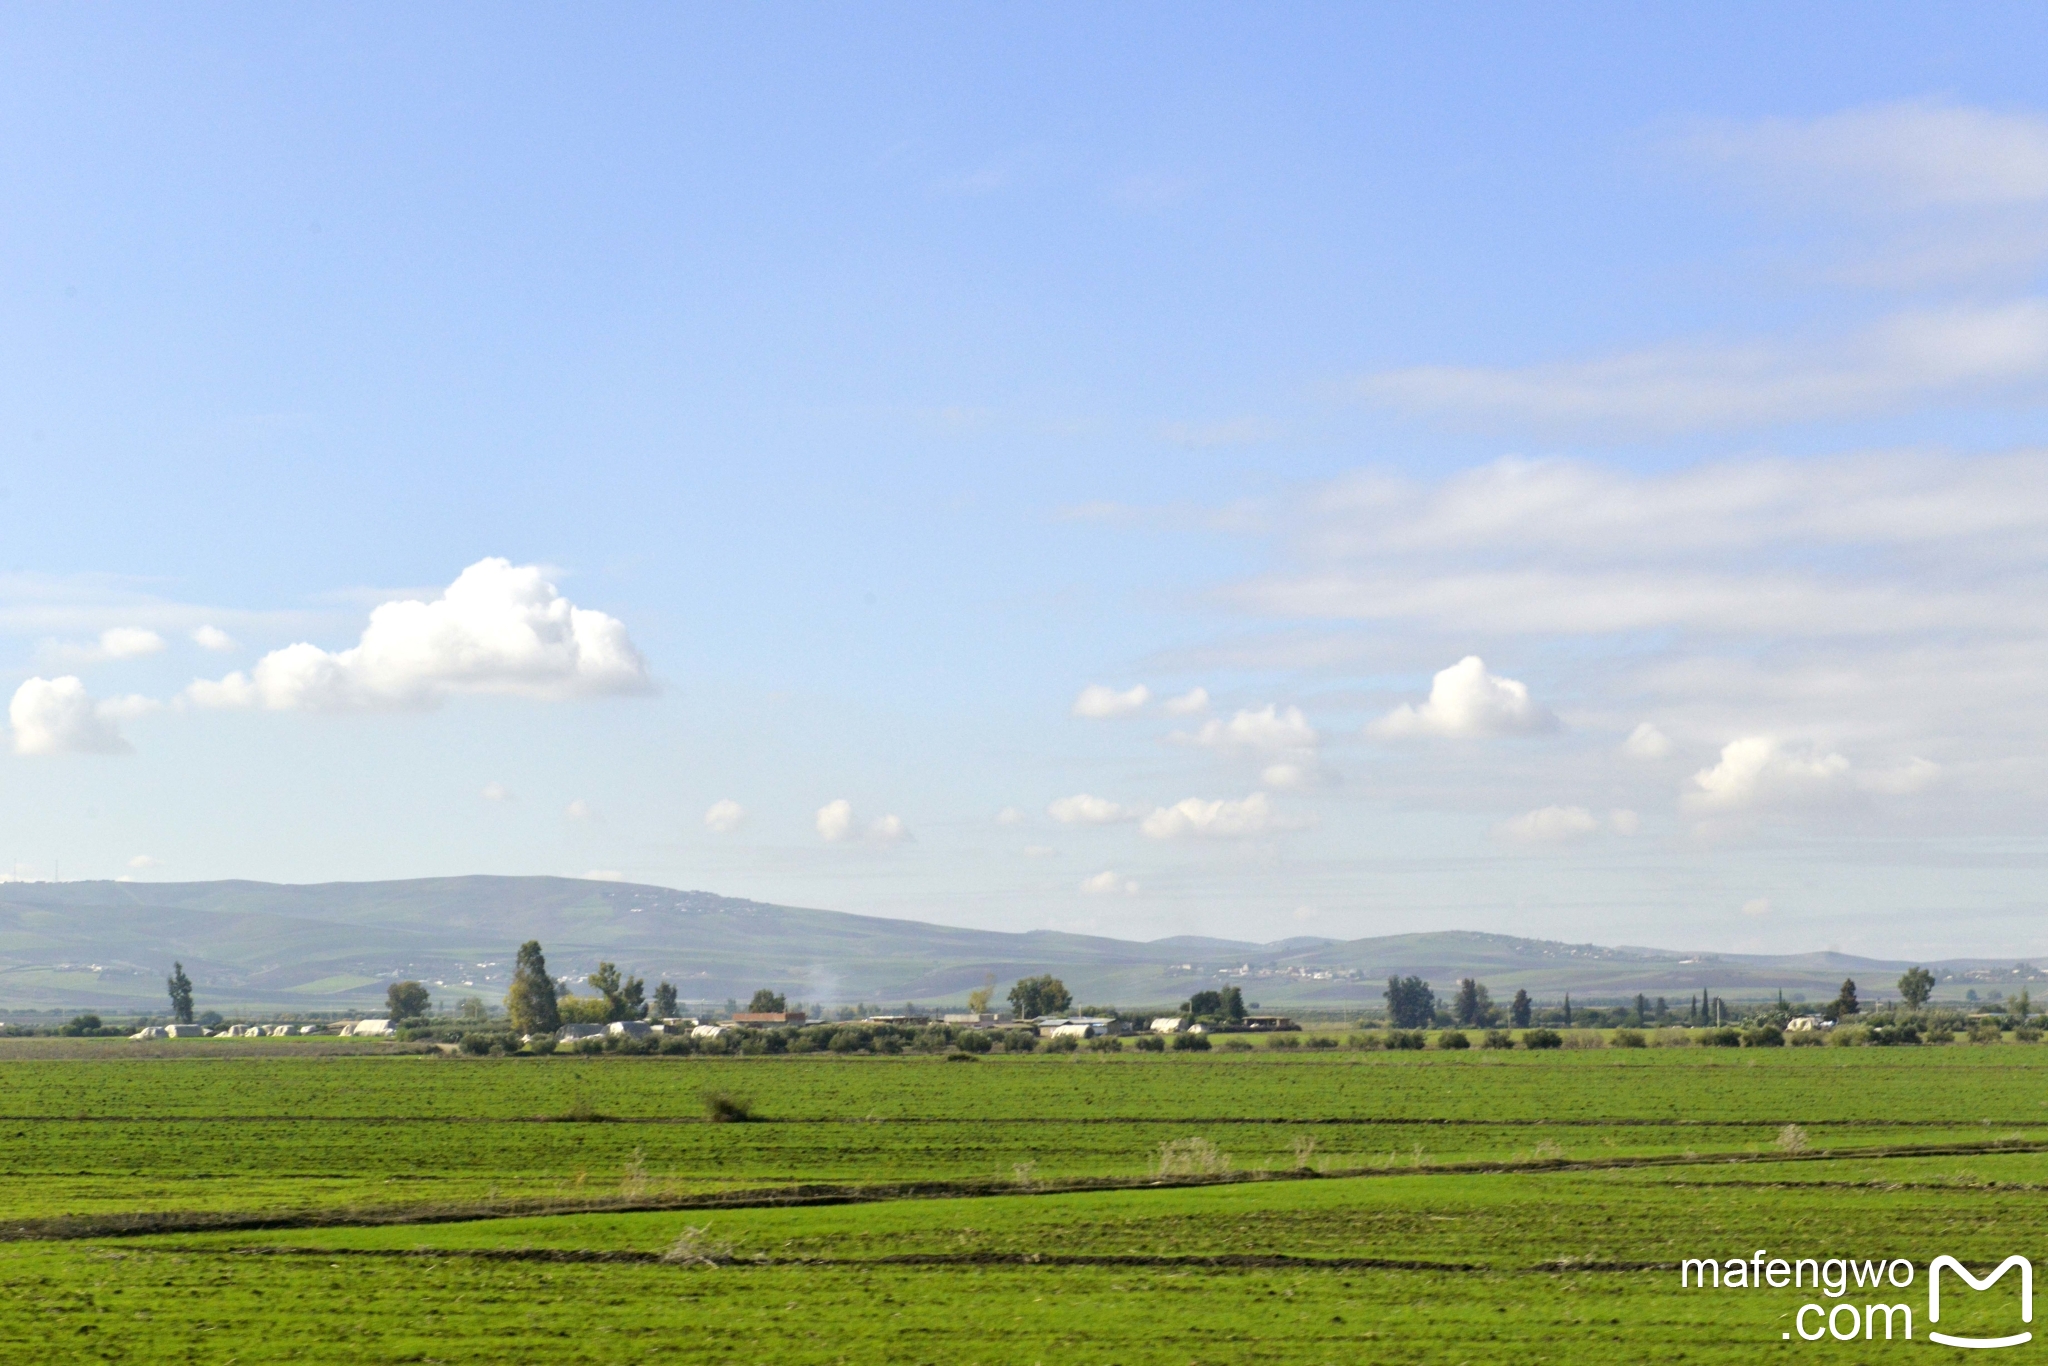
[653,981,679,1018]
[1896,966,1935,1009]
[1510,988,1532,1028]
[505,940,560,1035]
[587,962,647,1021]
[747,988,787,1013]
[167,962,194,1024]
[1008,975,1072,1019]
[1827,978,1860,1021]
[386,980,431,1020]
[1384,976,1435,1029]
[1453,978,1494,1027]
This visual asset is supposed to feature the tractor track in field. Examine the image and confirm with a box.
[111,1244,1696,1274]
[2,1113,2042,1128]
[10,1136,2047,1245]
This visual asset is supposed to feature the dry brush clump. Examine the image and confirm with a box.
[661,1224,735,1267]
[1155,1137,1232,1177]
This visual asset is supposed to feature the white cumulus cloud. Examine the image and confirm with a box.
[191,625,237,652]
[816,799,908,845]
[1371,656,1555,739]
[995,806,1027,826]
[1687,737,1851,811]
[1501,805,1600,843]
[481,782,514,802]
[704,799,746,833]
[1625,723,1674,760]
[1162,687,1211,716]
[185,558,649,712]
[564,799,594,821]
[1048,794,1135,825]
[8,676,157,755]
[1140,792,1295,840]
[1071,683,1149,718]
[1080,870,1140,896]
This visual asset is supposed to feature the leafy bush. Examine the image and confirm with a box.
[1305,1035,1338,1049]
[657,1035,693,1055]
[1611,1029,1647,1048]
[1086,1035,1123,1052]
[2017,1026,2042,1043]
[458,1033,494,1055]
[1133,1034,1165,1052]
[1700,1028,1742,1048]
[1385,1030,1427,1050]
[1968,1020,2004,1044]
[1170,1032,1211,1052]
[944,1050,978,1062]
[1867,1022,1922,1046]
[1651,1028,1691,1047]
[953,1029,993,1053]
[1267,1033,1302,1050]
[1346,1033,1383,1050]
[1436,1030,1470,1050]
[1481,1029,1515,1049]
[702,1090,753,1122]
[1786,1030,1825,1047]
[1561,1030,1607,1050]
[1741,1026,1784,1047]
[1218,1037,1253,1051]
[1044,1034,1081,1053]
[526,1037,558,1056]
[1521,1029,1563,1050]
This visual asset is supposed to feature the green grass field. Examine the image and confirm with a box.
[4,1038,2045,1362]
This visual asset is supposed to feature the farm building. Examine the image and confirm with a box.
[1036,1017,1123,1038]
[942,1012,1009,1027]
[1242,1015,1300,1032]
[1785,1015,1831,1032]
[691,1023,729,1039]
[129,1026,167,1040]
[556,1024,605,1042]
[733,1010,807,1025]
[607,1020,655,1039]
[344,1018,395,1037]
[1150,1017,1184,1034]
[161,1023,206,1038]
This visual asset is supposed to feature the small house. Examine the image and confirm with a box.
[733,1011,807,1026]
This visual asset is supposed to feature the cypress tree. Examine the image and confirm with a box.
[167,962,194,1024]
[506,940,561,1034]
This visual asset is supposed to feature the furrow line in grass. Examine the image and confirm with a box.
[119,1244,1699,1275]
[0,1113,2038,1128]
[12,1137,2047,1245]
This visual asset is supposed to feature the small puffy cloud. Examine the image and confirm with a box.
[1177,703,1318,754]
[1625,723,1673,760]
[99,627,166,659]
[1371,657,1555,739]
[995,806,1027,826]
[481,782,513,802]
[1178,703,1332,788]
[9,676,157,755]
[127,854,160,870]
[1501,805,1601,843]
[564,799,593,821]
[1080,870,1139,896]
[1609,808,1642,836]
[816,799,909,845]
[1141,792,1295,840]
[1048,794,1135,825]
[186,558,649,712]
[1071,683,1149,719]
[1686,736,1850,811]
[191,625,237,652]
[1741,897,1773,917]
[1163,687,1211,716]
[704,799,746,833]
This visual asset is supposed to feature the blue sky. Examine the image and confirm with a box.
[6,3,2048,957]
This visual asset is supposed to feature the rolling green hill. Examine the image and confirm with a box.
[0,876,2035,1015]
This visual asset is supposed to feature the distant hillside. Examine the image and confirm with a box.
[0,876,2037,1015]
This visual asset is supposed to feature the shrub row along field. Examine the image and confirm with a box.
[4,1043,2046,1362]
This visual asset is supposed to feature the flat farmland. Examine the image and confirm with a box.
[3,1042,2045,1362]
